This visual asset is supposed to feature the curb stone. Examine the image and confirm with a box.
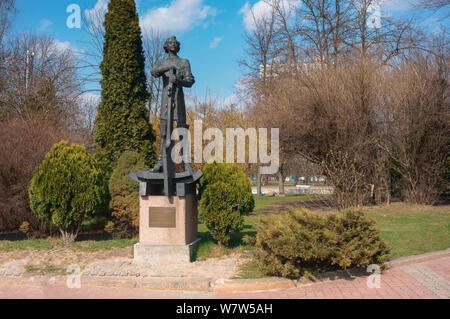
[384,248,450,269]
[83,277,211,292]
[211,278,295,293]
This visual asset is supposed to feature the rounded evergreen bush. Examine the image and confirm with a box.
[328,209,390,270]
[250,208,335,279]
[108,151,148,238]
[248,208,389,279]
[199,162,254,247]
[29,141,108,244]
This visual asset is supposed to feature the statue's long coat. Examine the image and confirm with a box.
[151,57,195,124]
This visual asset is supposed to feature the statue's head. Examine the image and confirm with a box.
[164,36,181,54]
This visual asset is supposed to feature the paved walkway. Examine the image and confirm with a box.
[0,256,448,299]
[0,256,238,281]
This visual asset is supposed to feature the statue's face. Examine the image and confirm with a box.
[166,38,179,53]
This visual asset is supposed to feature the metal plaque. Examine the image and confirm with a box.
[149,207,176,228]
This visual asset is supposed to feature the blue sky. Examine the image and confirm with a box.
[11,0,449,103]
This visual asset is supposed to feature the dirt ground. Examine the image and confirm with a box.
[0,245,132,273]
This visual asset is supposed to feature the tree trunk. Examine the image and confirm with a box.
[257,169,262,196]
[370,184,375,203]
[278,172,285,196]
[60,224,80,245]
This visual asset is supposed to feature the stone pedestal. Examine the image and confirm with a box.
[134,195,200,265]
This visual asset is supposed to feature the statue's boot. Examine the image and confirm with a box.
[178,123,194,176]
[150,121,168,173]
[183,161,194,176]
[150,156,163,173]
[149,137,165,173]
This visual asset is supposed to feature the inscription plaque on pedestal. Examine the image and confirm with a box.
[149,207,176,228]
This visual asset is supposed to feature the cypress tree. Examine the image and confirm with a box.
[94,0,156,175]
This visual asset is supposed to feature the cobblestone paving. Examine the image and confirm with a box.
[82,258,237,280]
[0,257,238,281]
[0,256,448,299]
[403,264,450,299]
[0,260,25,277]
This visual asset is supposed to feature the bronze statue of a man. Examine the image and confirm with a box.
[150,36,195,174]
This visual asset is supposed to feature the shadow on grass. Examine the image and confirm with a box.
[193,224,257,261]
[0,232,114,243]
[0,233,27,241]
[75,232,113,242]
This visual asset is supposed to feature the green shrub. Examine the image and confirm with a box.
[104,221,115,235]
[19,221,30,237]
[328,210,390,270]
[199,162,255,247]
[251,208,335,278]
[108,151,147,238]
[29,141,108,244]
[249,208,389,279]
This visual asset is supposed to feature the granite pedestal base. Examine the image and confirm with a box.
[134,195,200,265]
[134,240,201,265]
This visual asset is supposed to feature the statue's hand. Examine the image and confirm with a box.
[176,71,184,83]
[162,65,176,74]
[169,73,177,85]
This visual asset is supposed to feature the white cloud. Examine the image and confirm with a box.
[55,40,72,53]
[379,0,414,12]
[239,0,301,31]
[218,94,238,107]
[367,2,382,29]
[85,0,109,24]
[38,19,53,32]
[84,0,218,35]
[54,40,85,58]
[209,37,222,48]
[80,92,101,104]
[140,0,217,35]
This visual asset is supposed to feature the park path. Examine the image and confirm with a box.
[0,256,448,299]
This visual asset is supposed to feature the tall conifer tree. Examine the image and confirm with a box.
[94,0,155,175]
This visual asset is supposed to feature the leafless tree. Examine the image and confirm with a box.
[143,28,167,123]
[0,32,81,123]
[0,0,15,110]
[79,4,106,88]
[415,0,450,22]
[74,94,99,149]
[378,49,449,204]
[0,0,15,46]
[270,0,299,65]
[239,2,277,82]
[293,0,354,65]
[0,112,84,233]
[258,57,385,206]
[415,0,450,10]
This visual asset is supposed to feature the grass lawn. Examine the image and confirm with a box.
[253,194,327,211]
[70,238,138,251]
[195,217,258,261]
[364,203,450,258]
[0,237,137,252]
[0,238,56,251]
